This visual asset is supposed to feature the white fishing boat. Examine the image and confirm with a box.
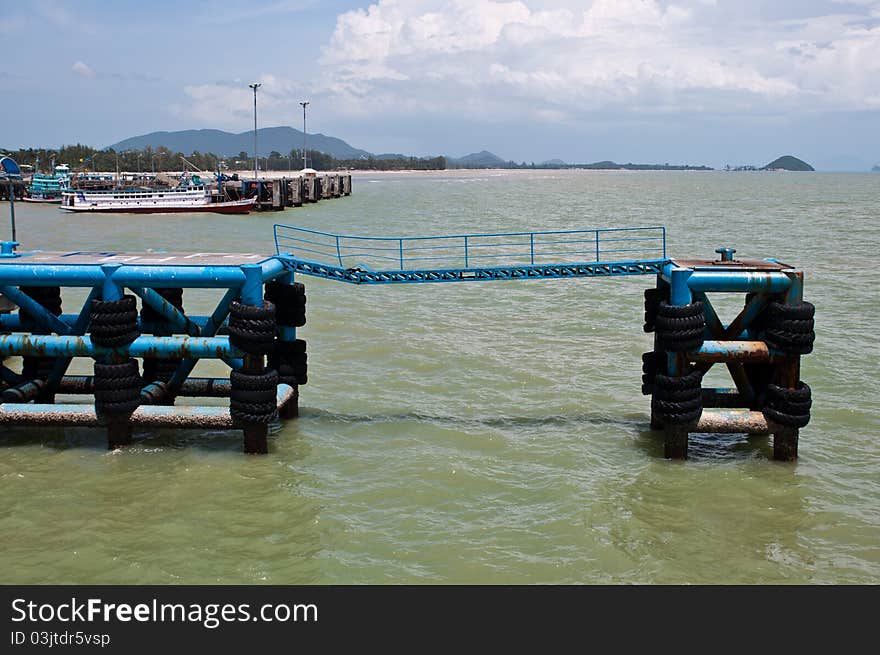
[59,182,255,214]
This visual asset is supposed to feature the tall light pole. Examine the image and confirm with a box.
[299,101,309,169]
[249,83,262,181]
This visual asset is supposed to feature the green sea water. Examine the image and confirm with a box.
[1,169,878,584]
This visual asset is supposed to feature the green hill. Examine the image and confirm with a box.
[447,150,508,167]
[110,127,371,160]
[762,155,814,171]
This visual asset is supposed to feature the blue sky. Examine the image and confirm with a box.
[1,0,878,169]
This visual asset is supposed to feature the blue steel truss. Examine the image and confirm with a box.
[274,224,668,284]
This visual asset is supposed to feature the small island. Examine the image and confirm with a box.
[872,165,880,172]
[762,155,814,171]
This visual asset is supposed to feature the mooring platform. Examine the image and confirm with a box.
[0,223,815,460]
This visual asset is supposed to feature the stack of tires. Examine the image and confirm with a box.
[228,299,278,426]
[643,289,706,427]
[654,300,705,353]
[265,281,308,390]
[89,295,141,420]
[651,368,704,427]
[760,300,815,429]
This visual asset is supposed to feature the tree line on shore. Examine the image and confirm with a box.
[0,144,447,173]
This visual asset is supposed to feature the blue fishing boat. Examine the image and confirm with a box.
[25,163,71,203]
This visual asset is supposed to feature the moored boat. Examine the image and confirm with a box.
[59,184,256,214]
[24,163,71,203]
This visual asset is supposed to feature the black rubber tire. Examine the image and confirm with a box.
[767,301,814,321]
[90,321,140,337]
[229,333,275,355]
[766,381,811,403]
[773,318,814,333]
[230,300,275,321]
[654,385,702,402]
[276,339,306,355]
[655,314,706,331]
[22,357,55,379]
[94,374,141,390]
[230,399,277,415]
[266,280,305,298]
[96,397,141,415]
[763,406,810,429]
[228,317,277,333]
[230,369,278,392]
[655,368,703,392]
[90,309,139,325]
[277,363,307,376]
[18,286,63,320]
[274,353,307,367]
[230,387,277,404]
[652,395,702,414]
[286,313,306,328]
[92,295,137,315]
[641,383,654,396]
[764,329,815,355]
[94,359,140,379]
[643,289,660,333]
[91,330,140,349]
[142,358,182,383]
[658,405,703,425]
[231,408,278,425]
[95,386,141,403]
[659,334,704,353]
[657,300,704,319]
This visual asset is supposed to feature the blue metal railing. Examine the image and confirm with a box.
[274,225,667,272]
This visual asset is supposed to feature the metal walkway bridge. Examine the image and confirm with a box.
[274,224,667,283]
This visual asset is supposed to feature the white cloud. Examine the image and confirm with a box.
[312,0,880,124]
[71,61,95,78]
[179,75,306,129]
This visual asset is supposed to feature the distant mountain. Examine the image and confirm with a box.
[109,127,371,160]
[541,158,567,166]
[872,165,880,172]
[447,150,508,167]
[762,155,814,171]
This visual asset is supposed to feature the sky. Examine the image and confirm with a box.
[1,0,878,170]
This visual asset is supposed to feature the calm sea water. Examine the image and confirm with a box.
[1,170,878,584]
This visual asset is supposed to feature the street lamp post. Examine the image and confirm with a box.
[299,101,309,169]
[249,83,262,182]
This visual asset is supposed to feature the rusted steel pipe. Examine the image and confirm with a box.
[0,384,295,429]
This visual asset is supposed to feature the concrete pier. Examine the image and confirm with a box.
[222,172,352,212]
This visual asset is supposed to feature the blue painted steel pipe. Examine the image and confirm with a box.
[687,271,791,293]
[129,286,200,335]
[0,264,252,288]
[0,334,242,359]
[0,314,225,332]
